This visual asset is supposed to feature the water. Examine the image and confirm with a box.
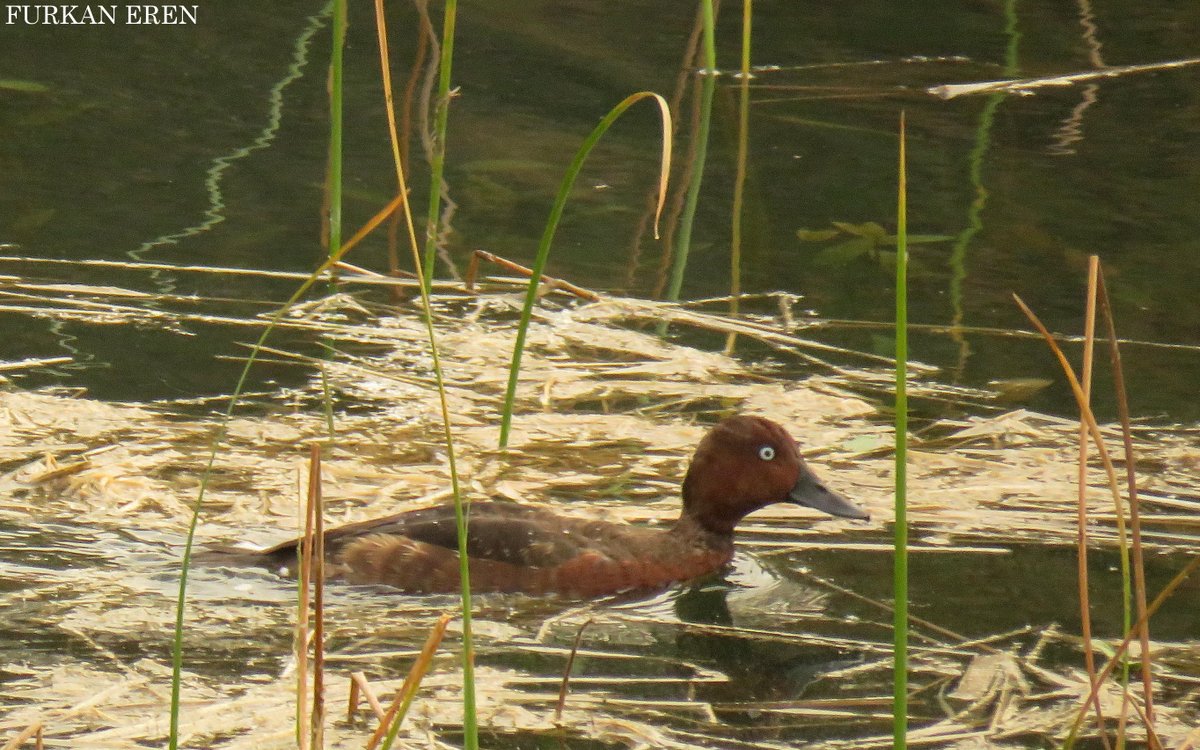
[1,1,1197,418]
[1,1,1197,746]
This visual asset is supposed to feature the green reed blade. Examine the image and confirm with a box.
[420,0,457,292]
[497,92,671,449]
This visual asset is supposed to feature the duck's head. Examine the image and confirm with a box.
[681,415,870,535]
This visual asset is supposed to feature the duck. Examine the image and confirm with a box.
[203,415,869,598]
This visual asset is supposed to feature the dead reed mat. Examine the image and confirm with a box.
[1,280,1197,748]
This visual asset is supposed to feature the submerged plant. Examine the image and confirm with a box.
[798,220,949,270]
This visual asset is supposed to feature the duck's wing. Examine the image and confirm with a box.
[205,502,721,596]
[337,502,632,567]
[333,504,729,596]
[239,502,622,567]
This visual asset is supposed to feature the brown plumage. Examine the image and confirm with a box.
[202,415,869,598]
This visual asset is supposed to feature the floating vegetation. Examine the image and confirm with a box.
[797,220,951,271]
[0,272,1198,748]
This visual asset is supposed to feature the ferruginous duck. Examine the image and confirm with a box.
[206,415,869,597]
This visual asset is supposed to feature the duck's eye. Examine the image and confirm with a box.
[758,445,776,461]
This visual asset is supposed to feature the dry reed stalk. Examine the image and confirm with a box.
[1076,257,1111,749]
[366,613,452,750]
[1014,292,1145,742]
[1,674,145,749]
[555,618,594,723]
[622,300,929,369]
[799,572,988,651]
[364,9,478,740]
[1066,555,1199,747]
[332,260,393,278]
[1096,264,1156,730]
[0,722,42,750]
[467,249,602,301]
[295,444,318,750]
[309,443,326,750]
[348,672,387,721]
[398,2,428,177]
[464,251,479,290]
[650,8,707,300]
[386,209,406,303]
[0,356,72,372]
[1114,689,1161,750]
[624,0,703,293]
[27,458,92,484]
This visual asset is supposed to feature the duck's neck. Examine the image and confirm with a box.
[670,513,736,553]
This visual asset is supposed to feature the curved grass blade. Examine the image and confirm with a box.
[1013,292,1135,747]
[497,91,671,448]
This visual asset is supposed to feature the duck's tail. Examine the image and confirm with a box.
[190,542,297,572]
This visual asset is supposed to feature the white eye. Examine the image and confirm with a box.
[758,445,776,461]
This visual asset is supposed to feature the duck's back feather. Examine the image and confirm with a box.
[209,502,732,597]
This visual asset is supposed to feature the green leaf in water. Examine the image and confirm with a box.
[883,233,954,245]
[814,236,874,266]
[796,228,841,242]
[832,220,889,242]
[0,79,51,93]
[800,220,941,277]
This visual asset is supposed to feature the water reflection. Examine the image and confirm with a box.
[1,2,1198,417]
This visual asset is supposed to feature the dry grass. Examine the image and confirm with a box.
[1,278,1198,748]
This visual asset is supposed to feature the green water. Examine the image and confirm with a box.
[1,0,1197,419]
